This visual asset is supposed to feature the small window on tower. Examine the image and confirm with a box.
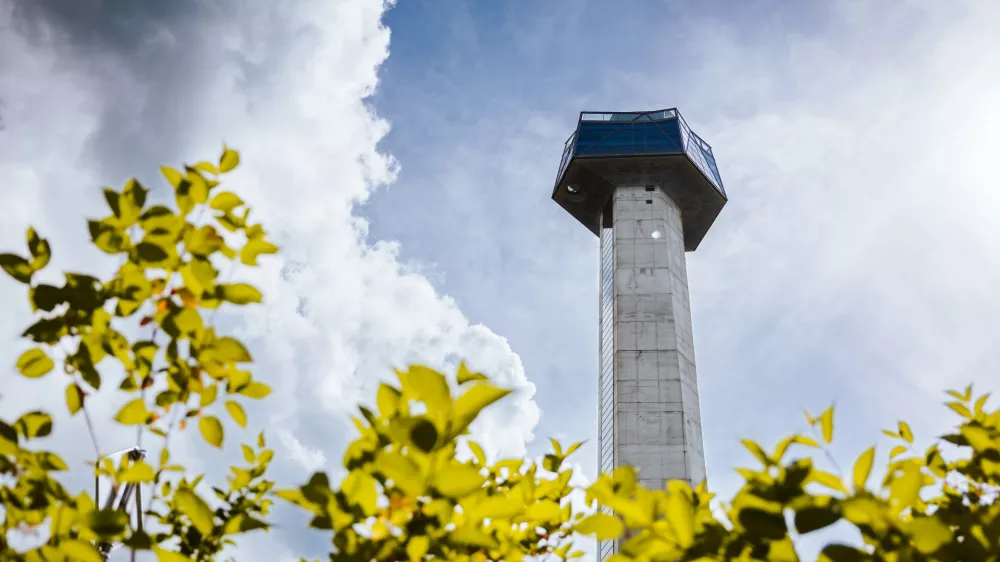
[645,186,655,192]
[645,199,653,204]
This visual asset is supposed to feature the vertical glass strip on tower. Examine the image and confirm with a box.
[598,218,615,561]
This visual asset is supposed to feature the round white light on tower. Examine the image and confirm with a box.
[566,184,581,194]
[651,230,662,239]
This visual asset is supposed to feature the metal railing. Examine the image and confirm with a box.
[553,108,725,197]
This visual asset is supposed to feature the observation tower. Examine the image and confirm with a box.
[551,109,727,560]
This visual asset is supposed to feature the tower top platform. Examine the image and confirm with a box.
[551,108,727,251]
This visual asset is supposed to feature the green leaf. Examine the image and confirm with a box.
[88,219,130,254]
[175,488,215,535]
[432,463,486,497]
[738,507,787,540]
[219,146,240,173]
[210,191,244,212]
[26,227,51,270]
[115,399,151,425]
[795,503,841,534]
[241,382,271,399]
[410,417,439,453]
[575,513,624,541]
[154,547,195,562]
[0,253,33,283]
[89,508,129,538]
[240,239,279,266]
[199,415,224,448]
[852,446,875,491]
[819,544,867,562]
[136,240,171,266]
[226,401,247,427]
[14,411,53,439]
[219,283,263,305]
[452,383,511,437]
[17,348,54,378]
[59,539,104,562]
[66,383,84,415]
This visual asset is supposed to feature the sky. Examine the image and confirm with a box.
[2,0,1000,559]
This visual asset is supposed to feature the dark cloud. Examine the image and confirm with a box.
[6,0,286,185]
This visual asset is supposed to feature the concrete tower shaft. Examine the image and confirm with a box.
[551,109,726,561]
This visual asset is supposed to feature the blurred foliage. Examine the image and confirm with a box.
[1,150,998,561]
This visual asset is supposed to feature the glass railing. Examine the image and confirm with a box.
[554,109,725,197]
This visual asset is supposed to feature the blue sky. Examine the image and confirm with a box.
[2,0,1000,559]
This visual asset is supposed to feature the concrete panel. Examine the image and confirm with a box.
[606,184,705,496]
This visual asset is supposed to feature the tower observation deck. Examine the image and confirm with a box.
[551,109,727,561]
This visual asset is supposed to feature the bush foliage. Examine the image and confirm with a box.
[0,149,998,561]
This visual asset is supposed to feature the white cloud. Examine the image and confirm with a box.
[0,0,538,558]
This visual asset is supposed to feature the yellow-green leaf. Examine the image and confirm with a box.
[198,386,218,409]
[909,516,952,554]
[468,494,525,521]
[226,401,247,428]
[342,470,378,516]
[0,253,33,283]
[468,440,487,465]
[219,283,263,305]
[240,239,279,266]
[452,383,512,436]
[406,536,430,560]
[809,470,847,494]
[241,382,271,399]
[66,383,84,415]
[210,191,244,212]
[375,451,425,496]
[60,539,104,562]
[377,383,401,418]
[947,401,972,419]
[448,526,499,549]
[889,445,908,459]
[741,439,771,467]
[121,461,156,483]
[525,499,562,522]
[219,146,240,173]
[898,421,914,444]
[432,463,486,497]
[154,547,194,562]
[888,464,924,512]
[27,227,51,270]
[175,489,214,535]
[16,348,54,378]
[665,492,696,547]
[457,362,488,384]
[161,166,184,188]
[852,447,875,491]
[575,513,624,541]
[213,337,253,363]
[399,365,452,413]
[774,434,820,460]
[115,399,151,425]
[819,407,834,443]
[242,444,256,463]
[199,415,224,448]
